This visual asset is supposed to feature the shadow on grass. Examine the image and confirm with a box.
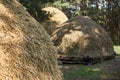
[61,64,107,80]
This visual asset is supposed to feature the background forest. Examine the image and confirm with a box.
[19,0,120,45]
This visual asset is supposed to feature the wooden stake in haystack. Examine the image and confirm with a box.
[0,0,62,80]
[52,15,115,63]
[42,7,68,35]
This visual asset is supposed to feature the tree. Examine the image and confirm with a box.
[19,0,55,22]
[105,0,120,44]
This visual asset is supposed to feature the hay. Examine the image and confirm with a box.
[42,7,68,35]
[51,15,115,59]
[41,20,58,36]
[42,7,68,25]
[0,0,62,80]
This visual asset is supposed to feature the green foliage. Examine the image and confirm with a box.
[19,0,55,22]
[53,1,72,8]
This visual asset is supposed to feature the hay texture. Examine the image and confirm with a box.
[41,20,58,36]
[51,16,115,59]
[0,0,62,80]
[42,7,68,35]
[42,7,68,25]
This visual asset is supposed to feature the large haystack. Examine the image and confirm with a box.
[42,7,68,35]
[52,16,115,60]
[0,0,62,80]
[42,7,68,25]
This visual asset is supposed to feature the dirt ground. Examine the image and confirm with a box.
[59,56,120,80]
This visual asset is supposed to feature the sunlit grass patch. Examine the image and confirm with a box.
[114,45,120,54]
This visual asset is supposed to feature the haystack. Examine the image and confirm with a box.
[41,20,58,35]
[42,7,68,35]
[42,7,68,25]
[0,0,62,80]
[52,15,115,60]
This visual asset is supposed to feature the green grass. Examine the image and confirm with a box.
[114,45,120,54]
[73,65,106,80]
[62,64,107,80]
[62,45,120,80]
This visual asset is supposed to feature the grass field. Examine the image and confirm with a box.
[61,45,120,80]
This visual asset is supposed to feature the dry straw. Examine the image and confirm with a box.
[0,0,62,80]
[51,15,115,60]
[42,7,68,25]
[42,7,68,35]
[41,20,58,36]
